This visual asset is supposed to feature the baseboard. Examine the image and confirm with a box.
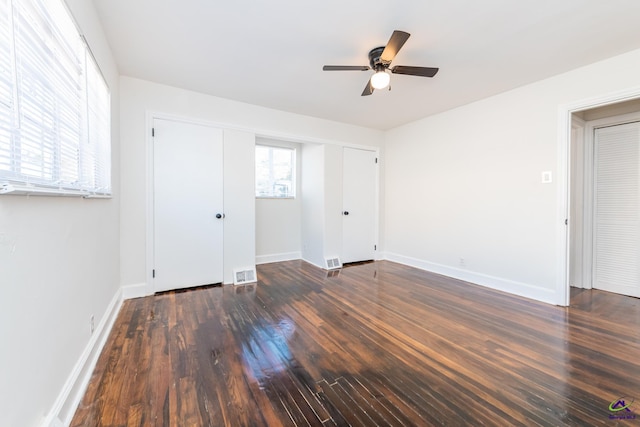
[122,282,150,299]
[383,252,557,305]
[300,257,326,270]
[41,288,124,427]
[256,251,301,265]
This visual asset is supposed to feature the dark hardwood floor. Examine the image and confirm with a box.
[71,260,640,426]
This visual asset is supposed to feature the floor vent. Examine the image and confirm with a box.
[234,267,257,285]
[325,257,342,270]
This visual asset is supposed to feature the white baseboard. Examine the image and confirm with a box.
[41,288,124,427]
[383,252,557,305]
[256,251,301,265]
[122,282,150,299]
[300,257,326,270]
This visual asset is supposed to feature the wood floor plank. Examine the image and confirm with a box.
[345,375,410,427]
[317,379,371,427]
[71,260,640,426]
[334,376,397,426]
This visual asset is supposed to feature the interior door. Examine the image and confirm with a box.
[593,121,640,297]
[342,147,377,263]
[153,119,224,292]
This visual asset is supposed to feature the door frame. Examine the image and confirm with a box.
[558,86,640,306]
[569,115,588,289]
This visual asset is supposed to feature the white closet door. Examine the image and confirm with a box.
[342,147,377,263]
[153,119,224,292]
[593,121,640,297]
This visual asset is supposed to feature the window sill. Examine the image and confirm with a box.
[256,196,296,200]
[0,183,112,198]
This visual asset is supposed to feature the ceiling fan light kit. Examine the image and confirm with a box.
[370,68,390,90]
[323,30,439,96]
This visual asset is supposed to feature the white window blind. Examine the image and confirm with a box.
[0,0,110,196]
[0,0,14,174]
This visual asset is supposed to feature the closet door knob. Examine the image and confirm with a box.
[343,211,349,216]
[216,213,225,219]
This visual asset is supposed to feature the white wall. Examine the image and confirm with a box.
[0,1,120,425]
[256,197,302,263]
[384,47,640,305]
[301,144,325,267]
[256,138,302,264]
[323,144,344,259]
[120,77,384,288]
[223,129,256,283]
[299,144,348,267]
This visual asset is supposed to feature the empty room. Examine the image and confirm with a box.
[2,0,640,426]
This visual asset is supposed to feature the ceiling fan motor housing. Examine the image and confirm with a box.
[369,46,388,69]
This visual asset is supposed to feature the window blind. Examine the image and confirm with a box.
[0,0,110,196]
[0,0,14,174]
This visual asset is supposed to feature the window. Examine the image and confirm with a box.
[0,0,111,196]
[255,145,295,198]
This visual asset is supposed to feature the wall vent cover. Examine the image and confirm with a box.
[325,257,342,270]
[234,267,257,285]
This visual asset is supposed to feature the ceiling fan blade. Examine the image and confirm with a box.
[380,30,410,64]
[323,65,370,71]
[391,66,439,77]
[361,79,374,96]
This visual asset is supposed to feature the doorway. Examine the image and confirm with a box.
[567,101,640,300]
[152,118,224,292]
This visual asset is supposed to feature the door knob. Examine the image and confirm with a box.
[216,213,225,219]
[343,211,349,216]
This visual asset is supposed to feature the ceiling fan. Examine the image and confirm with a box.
[323,30,439,96]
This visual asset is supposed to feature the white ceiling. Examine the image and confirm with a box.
[92,0,640,130]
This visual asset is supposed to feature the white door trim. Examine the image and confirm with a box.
[569,116,587,289]
[557,85,640,306]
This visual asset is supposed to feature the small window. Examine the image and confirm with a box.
[255,145,295,198]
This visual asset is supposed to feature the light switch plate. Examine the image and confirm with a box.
[541,171,552,184]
